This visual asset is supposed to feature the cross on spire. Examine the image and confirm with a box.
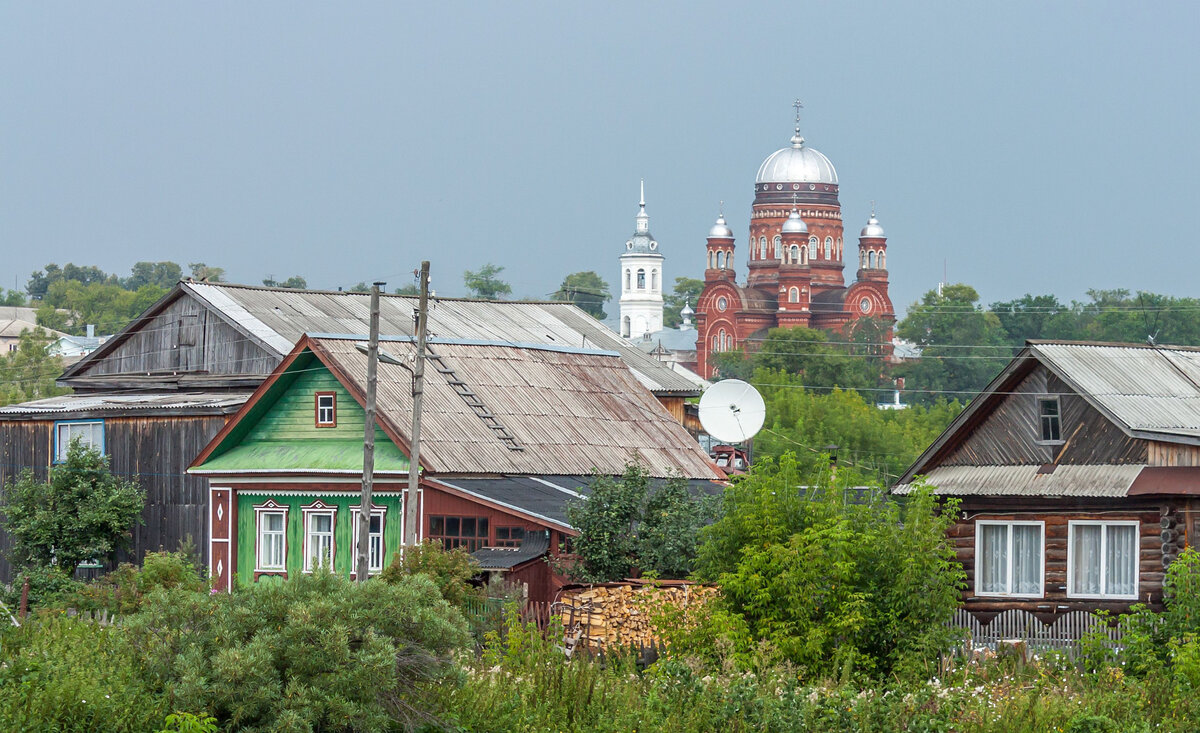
[870,199,876,217]
[793,99,804,126]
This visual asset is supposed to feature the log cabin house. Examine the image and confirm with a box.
[894,341,1200,624]
[0,282,703,581]
[188,334,721,602]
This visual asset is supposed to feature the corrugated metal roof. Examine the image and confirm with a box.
[894,464,1146,497]
[184,282,699,395]
[1032,343,1200,438]
[311,337,720,479]
[0,392,249,416]
[472,531,552,570]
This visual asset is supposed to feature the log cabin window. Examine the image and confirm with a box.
[350,504,387,575]
[54,419,105,462]
[254,500,289,573]
[429,515,489,552]
[301,501,337,572]
[494,526,525,548]
[1067,521,1138,599]
[1038,397,1062,442]
[315,392,336,427]
[975,520,1044,597]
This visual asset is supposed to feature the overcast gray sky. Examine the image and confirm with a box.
[3,2,1197,316]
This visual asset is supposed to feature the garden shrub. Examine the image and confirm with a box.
[691,452,964,680]
[379,538,484,609]
[0,564,81,613]
[121,570,470,731]
[59,551,208,616]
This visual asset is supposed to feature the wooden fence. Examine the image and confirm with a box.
[950,609,1123,657]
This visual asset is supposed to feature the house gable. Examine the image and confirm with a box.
[941,364,1147,468]
[60,286,280,392]
[193,348,409,474]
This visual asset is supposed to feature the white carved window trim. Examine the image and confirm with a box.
[301,500,337,573]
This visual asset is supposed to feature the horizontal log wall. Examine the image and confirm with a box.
[949,498,1182,623]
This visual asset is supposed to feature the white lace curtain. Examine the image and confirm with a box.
[978,523,1042,595]
[1071,523,1137,597]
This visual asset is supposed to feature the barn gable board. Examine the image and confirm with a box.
[61,289,280,390]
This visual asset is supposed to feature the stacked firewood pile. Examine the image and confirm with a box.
[557,581,719,651]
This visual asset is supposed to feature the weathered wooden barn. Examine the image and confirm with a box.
[189,335,721,602]
[0,282,703,581]
[894,341,1200,624]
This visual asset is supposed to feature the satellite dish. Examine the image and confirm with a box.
[699,379,766,444]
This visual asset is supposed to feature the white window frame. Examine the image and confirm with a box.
[54,419,105,463]
[1067,520,1140,600]
[301,500,337,573]
[254,500,289,573]
[974,520,1046,598]
[315,392,336,427]
[350,504,387,576]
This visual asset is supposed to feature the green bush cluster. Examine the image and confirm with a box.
[690,452,964,680]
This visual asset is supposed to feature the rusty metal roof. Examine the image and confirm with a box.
[894,464,1146,498]
[181,282,700,396]
[310,336,720,479]
[1031,343,1200,439]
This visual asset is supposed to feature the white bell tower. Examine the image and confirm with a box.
[618,180,665,339]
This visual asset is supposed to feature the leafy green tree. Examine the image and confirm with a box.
[664,277,705,328]
[552,271,610,318]
[394,284,419,295]
[565,464,713,581]
[0,328,69,406]
[896,284,1009,403]
[989,293,1072,346]
[380,539,483,609]
[124,261,183,290]
[463,263,512,300]
[262,275,307,289]
[695,453,964,678]
[37,281,167,336]
[27,263,113,299]
[348,281,372,293]
[754,326,881,392]
[0,289,26,306]
[2,441,144,573]
[187,262,224,282]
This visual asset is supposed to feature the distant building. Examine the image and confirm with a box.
[695,106,896,377]
[618,181,664,339]
[0,308,66,353]
[48,325,109,364]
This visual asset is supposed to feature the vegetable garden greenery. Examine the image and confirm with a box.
[4,454,1200,731]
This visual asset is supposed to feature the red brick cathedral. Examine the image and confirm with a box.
[695,109,895,377]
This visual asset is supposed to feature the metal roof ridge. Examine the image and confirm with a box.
[305,332,622,357]
[185,280,568,305]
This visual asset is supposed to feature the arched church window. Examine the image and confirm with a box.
[716,251,725,269]
[726,249,733,268]
[790,244,800,263]
[712,334,719,351]
[789,287,799,303]
[637,269,646,289]
[651,269,658,291]
[759,237,767,258]
[773,236,782,259]
[625,269,631,290]
[868,251,876,268]
[808,236,818,261]
[880,251,886,269]
[825,237,833,259]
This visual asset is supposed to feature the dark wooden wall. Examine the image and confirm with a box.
[68,294,279,385]
[943,366,1147,467]
[0,414,227,582]
[949,497,1178,623]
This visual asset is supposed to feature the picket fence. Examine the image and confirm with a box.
[950,608,1123,657]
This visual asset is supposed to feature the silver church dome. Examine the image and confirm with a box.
[781,207,808,235]
[860,215,885,238]
[755,130,838,186]
[708,214,733,239]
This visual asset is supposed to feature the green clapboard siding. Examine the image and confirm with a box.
[200,364,410,473]
[236,493,405,585]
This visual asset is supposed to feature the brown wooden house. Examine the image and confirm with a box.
[0,282,702,581]
[894,341,1200,624]
[188,334,722,602]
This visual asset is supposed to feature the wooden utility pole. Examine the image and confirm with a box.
[356,281,384,582]
[404,261,430,548]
